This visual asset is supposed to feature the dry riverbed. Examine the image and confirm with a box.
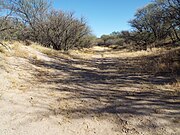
[0,42,179,135]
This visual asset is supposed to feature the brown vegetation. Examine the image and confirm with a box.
[0,0,92,51]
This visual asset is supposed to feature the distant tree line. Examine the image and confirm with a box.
[0,0,92,51]
[98,0,180,50]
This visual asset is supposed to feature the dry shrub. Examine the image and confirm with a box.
[154,48,180,76]
[24,40,32,46]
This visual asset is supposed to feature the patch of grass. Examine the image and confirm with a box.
[31,43,73,60]
[0,46,6,53]
[12,44,30,58]
[154,48,180,75]
[0,41,29,57]
[0,56,11,73]
[31,44,56,56]
[173,81,180,88]
[31,44,55,55]
[0,41,11,54]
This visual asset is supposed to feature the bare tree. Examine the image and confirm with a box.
[1,0,91,51]
[35,10,91,50]
[0,0,14,50]
[2,0,52,41]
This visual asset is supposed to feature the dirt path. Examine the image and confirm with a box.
[0,45,179,135]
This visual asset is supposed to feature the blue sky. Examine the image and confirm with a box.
[53,0,151,37]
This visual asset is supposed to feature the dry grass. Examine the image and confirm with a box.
[31,43,72,59]
[68,49,95,59]
[31,44,55,55]
[103,47,174,58]
[0,41,12,54]
[173,81,180,88]
[30,44,169,60]
[0,46,6,53]
[0,41,28,57]
[68,45,180,60]
[1,41,179,90]
[160,81,180,92]
[155,48,180,74]
[14,47,29,58]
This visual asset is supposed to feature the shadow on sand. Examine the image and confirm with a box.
[28,52,179,123]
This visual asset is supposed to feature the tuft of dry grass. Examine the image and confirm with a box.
[14,50,29,58]
[0,41,28,57]
[0,41,12,54]
[31,43,73,59]
[31,44,55,55]
[9,41,39,59]
[173,81,180,88]
[0,46,6,53]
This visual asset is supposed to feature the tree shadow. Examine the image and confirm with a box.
[28,53,180,129]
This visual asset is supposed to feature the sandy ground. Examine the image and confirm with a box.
[0,44,179,135]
